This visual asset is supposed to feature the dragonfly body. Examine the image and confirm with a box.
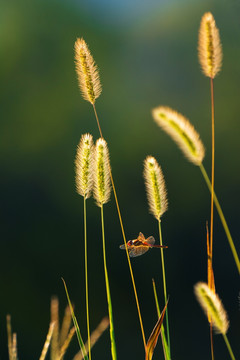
[119,232,167,257]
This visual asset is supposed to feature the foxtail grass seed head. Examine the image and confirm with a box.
[143,156,168,220]
[75,133,94,199]
[152,106,205,166]
[93,138,111,207]
[194,282,229,334]
[74,38,102,104]
[198,12,222,79]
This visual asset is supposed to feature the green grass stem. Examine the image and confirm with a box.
[62,278,88,360]
[84,196,91,360]
[152,279,170,360]
[101,205,117,360]
[199,163,240,274]
[222,334,236,360]
[158,220,171,356]
[93,103,146,349]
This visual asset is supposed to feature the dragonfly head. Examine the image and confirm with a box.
[127,240,133,246]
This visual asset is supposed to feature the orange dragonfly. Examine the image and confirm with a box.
[119,232,168,257]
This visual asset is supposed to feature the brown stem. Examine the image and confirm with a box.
[210,77,215,259]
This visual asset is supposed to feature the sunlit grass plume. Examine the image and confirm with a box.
[198,12,222,79]
[152,106,205,166]
[75,38,102,105]
[143,156,168,221]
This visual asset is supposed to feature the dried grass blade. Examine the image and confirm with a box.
[51,297,60,359]
[59,305,72,348]
[145,300,169,360]
[62,278,88,360]
[59,327,76,360]
[6,315,13,360]
[152,280,170,360]
[39,322,55,360]
[12,333,17,360]
[73,317,109,360]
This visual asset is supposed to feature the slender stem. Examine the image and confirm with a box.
[93,103,103,138]
[210,77,215,259]
[158,220,170,356]
[210,322,214,360]
[84,196,91,360]
[222,334,236,360]
[199,163,240,274]
[92,104,146,349]
[210,78,215,360]
[101,205,117,360]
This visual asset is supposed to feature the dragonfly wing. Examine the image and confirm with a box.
[138,232,145,241]
[119,244,127,250]
[145,236,155,246]
[129,246,150,257]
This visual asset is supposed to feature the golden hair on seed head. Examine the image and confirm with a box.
[152,106,205,166]
[194,282,229,335]
[143,156,168,220]
[75,133,94,199]
[74,38,102,104]
[93,138,112,207]
[198,12,222,79]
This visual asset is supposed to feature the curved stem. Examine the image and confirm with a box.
[199,163,240,274]
[222,334,236,360]
[210,77,215,260]
[84,196,91,360]
[158,220,170,356]
[92,104,146,349]
[101,205,117,360]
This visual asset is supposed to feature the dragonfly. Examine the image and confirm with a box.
[119,232,168,257]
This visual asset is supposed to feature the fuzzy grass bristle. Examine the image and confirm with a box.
[75,38,102,104]
[93,138,112,206]
[198,12,222,79]
[152,106,205,166]
[194,282,229,335]
[143,156,168,220]
[75,133,94,199]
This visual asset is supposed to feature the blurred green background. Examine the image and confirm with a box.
[1,0,240,358]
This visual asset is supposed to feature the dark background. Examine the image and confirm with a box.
[1,0,240,359]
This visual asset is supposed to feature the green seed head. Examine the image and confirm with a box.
[93,138,112,207]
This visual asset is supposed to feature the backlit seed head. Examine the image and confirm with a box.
[93,138,111,206]
[143,156,168,220]
[194,282,229,335]
[152,106,205,166]
[74,38,102,104]
[75,133,94,199]
[198,12,222,79]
